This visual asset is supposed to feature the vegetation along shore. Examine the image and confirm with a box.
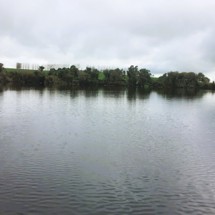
[0,63,214,90]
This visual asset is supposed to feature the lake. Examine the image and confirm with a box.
[0,88,215,214]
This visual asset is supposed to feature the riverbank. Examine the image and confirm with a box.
[0,65,215,90]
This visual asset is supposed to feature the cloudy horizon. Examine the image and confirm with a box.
[1,0,215,80]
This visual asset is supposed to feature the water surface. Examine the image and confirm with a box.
[0,88,215,214]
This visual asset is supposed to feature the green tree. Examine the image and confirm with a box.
[0,63,4,73]
[103,69,111,82]
[70,65,79,78]
[39,66,45,72]
[197,73,210,88]
[85,67,99,81]
[138,68,151,87]
[159,72,199,89]
[79,71,90,85]
[127,65,138,86]
[109,68,123,83]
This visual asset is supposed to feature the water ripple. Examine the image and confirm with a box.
[0,89,215,214]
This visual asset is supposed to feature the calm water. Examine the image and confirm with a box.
[0,88,215,215]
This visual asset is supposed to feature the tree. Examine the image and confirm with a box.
[127,65,138,86]
[0,63,4,73]
[70,65,79,78]
[197,73,210,88]
[103,69,111,82]
[85,67,99,81]
[39,66,45,72]
[159,71,200,89]
[16,63,22,69]
[138,68,151,87]
[109,68,123,83]
[79,71,90,85]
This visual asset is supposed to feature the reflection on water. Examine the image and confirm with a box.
[0,88,215,214]
[1,85,211,100]
[157,88,206,99]
[127,88,151,101]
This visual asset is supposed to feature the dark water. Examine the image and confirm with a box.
[0,88,215,215]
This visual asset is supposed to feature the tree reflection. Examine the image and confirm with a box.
[102,87,126,98]
[156,89,206,100]
[127,88,151,101]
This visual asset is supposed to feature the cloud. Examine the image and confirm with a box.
[1,0,215,80]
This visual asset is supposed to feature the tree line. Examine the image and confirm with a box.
[0,63,214,90]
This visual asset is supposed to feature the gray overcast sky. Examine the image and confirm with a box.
[1,0,215,80]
